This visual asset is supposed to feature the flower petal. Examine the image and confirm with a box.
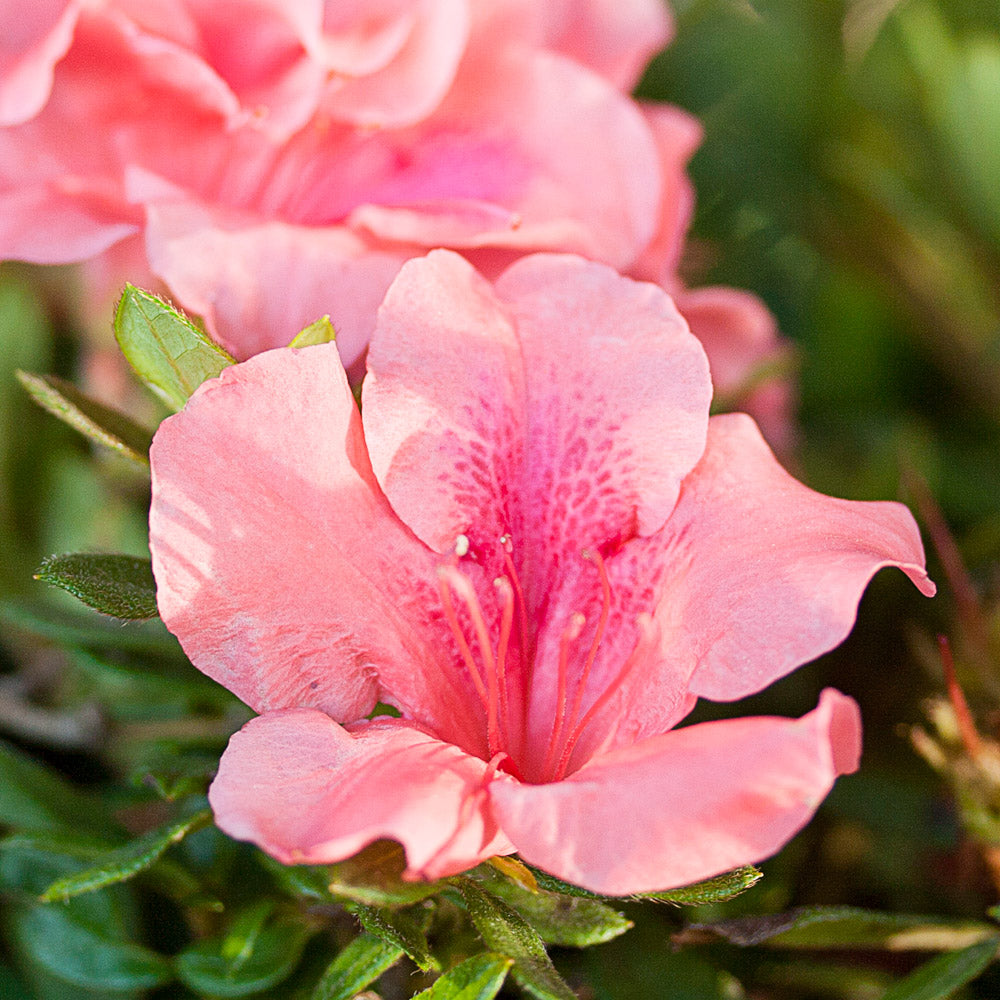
[320,0,470,128]
[354,47,661,267]
[538,0,673,91]
[209,710,514,879]
[365,251,711,572]
[0,184,138,263]
[628,103,702,285]
[659,413,935,703]
[678,286,784,396]
[490,688,861,895]
[495,252,711,543]
[149,345,481,748]
[144,201,409,367]
[677,285,794,453]
[470,0,671,92]
[363,249,521,557]
[0,0,82,126]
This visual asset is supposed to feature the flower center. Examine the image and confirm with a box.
[437,535,631,784]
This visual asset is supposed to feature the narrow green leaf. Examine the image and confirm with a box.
[453,877,575,1000]
[16,370,154,464]
[680,906,999,952]
[40,808,211,902]
[2,831,118,867]
[114,284,234,410]
[9,904,172,991]
[414,954,513,1000]
[311,933,404,1000]
[348,902,439,973]
[0,737,110,834]
[474,867,631,947]
[35,553,158,620]
[643,865,763,905]
[289,315,336,348]
[880,936,1000,1000]
[176,917,313,998]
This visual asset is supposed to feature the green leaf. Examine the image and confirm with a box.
[0,737,110,834]
[326,841,448,906]
[221,899,277,966]
[16,370,153,465]
[524,868,603,900]
[0,598,181,656]
[347,902,438,973]
[288,315,336,348]
[680,906,999,951]
[310,933,403,1000]
[114,284,234,410]
[453,877,575,1000]
[34,553,158,620]
[40,808,212,901]
[8,903,171,991]
[68,646,238,720]
[473,867,631,947]
[3,828,214,911]
[2,830,118,869]
[176,915,313,998]
[880,936,1000,1000]
[643,865,763,905]
[0,961,32,1000]
[414,954,513,1000]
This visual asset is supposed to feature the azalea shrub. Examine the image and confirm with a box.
[2,1,1000,1000]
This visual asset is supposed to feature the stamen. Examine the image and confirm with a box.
[482,750,510,785]
[455,534,471,558]
[562,548,612,744]
[542,612,585,779]
[437,568,489,710]
[439,566,503,757]
[493,577,515,745]
[551,613,658,781]
[499,534,531,713]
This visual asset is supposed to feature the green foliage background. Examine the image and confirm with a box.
[2,0,1000,996]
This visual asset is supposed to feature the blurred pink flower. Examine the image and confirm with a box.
[0,0,793,446]
[149,252,934,894]
[0,0,669,366]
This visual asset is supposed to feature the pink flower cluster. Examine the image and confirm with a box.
[0,0,786,438]
[6,1,934,893]
[150,252,933,894]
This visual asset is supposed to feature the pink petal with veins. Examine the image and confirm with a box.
[210,710,514,878]
[492,689,861,895]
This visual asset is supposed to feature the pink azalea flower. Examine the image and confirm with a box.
[149,252,934,894]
